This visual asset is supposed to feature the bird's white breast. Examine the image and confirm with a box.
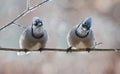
[75,42,87,48]
[29,43,41,51]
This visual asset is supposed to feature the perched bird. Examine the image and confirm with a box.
[67,17,95,52]
[19,17,48,55]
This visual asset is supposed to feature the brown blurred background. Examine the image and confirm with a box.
[0,0,120,74]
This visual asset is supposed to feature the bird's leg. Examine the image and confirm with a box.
[39,48,43,53]
[86,48,91,53]
[24,49,28,53]
[66,46,72,53]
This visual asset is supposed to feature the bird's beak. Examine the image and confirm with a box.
[38,23,43,27]
[83,28,87,31]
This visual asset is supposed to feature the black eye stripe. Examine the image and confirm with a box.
[82,24,87,27]
[34,23,38,26]
[34,22,43,26]
[82,24,90,30]
[34,23,43,27]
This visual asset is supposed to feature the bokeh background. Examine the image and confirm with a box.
[0,0,120,74]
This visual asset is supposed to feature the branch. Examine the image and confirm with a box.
[0,48,119,52]
[0,0,50,31]
[13,22,26,29]
[27,0,31,10]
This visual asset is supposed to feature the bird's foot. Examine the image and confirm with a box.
[114,49,120,53]
[86,48,91,53]
[66,46,72,53]
[24,49,28,53]
[39,48,43,53]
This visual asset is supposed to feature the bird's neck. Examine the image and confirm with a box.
[31,26,44,39]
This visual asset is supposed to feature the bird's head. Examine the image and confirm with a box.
[76,17,92,37]
[32,17,43,28]
[81,17,92,31]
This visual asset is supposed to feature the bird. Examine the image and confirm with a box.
[67,17,95,52]
[18,17,48,55]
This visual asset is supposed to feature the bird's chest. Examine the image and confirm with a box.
[75,42,87,48]
[29,43,41,51]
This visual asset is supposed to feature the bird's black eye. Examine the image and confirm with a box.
[34,23,38,26]
[33,22,37,26]
[82,24,87,28]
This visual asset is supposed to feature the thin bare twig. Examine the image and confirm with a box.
[13,23,26,29]
[0,48,119,52]
[27,0,31,10]
[0,0,49,31]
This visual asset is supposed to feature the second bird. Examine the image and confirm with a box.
[67,17,95,52]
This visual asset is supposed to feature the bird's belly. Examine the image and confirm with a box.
[75,42,87,48]
[29,43,41,51]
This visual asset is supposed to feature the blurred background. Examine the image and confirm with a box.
[0,0,120,74]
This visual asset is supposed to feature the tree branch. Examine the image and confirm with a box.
[0,0,50,31]
[27,0,31,10]
[0,48,119,52]
[13,22,26,29]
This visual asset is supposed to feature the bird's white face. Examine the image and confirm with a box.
[33,21,43,28]
[32,23,43,34]
[80,24,89,32]
[77,24,89,36]
[32,22,43,33]
[32,17,44,34]
[32,17,43,28]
